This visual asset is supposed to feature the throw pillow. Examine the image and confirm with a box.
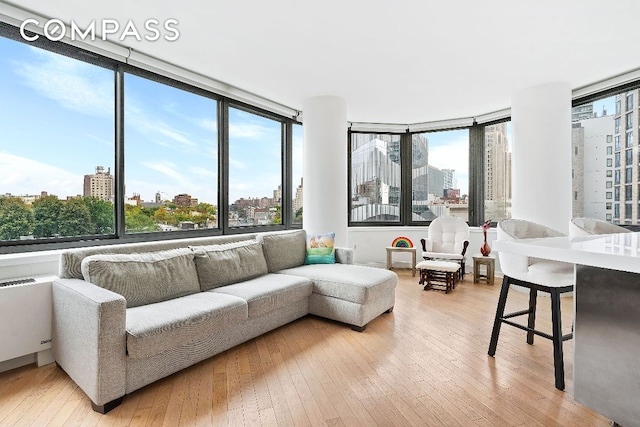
[80,248,201,308]
[305,232,335,264]
[190,240,269,291]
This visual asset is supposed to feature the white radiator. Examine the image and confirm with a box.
[0,275,56,364]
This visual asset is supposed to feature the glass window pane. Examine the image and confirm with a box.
[0,37,114,242]
[124,73,218,233]
[228,107,282,227]
[484,122,511,222]
[571,95,640,223]
[350,133,401,222]
[413,129,469,222]
[292,123,303,224]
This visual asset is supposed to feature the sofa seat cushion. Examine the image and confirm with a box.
[126,292,247,359]
[278,264,397,304]
[210,273,312,318]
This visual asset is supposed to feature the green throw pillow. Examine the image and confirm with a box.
[305,232,335,264]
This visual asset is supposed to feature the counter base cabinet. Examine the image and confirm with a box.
[574,265,640,427]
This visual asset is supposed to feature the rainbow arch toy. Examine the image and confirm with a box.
[391,236,413,248]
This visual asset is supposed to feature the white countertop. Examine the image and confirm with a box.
[493,232,640,274]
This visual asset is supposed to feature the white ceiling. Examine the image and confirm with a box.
[7,0,640,124]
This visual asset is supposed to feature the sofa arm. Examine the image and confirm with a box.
[52,278,127,409]
[335,247,353,264]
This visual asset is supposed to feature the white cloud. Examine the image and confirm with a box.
[189,166,217,178]
[0,152,82,198]
[229,123,268,139]
[229,157,247,170]
[142,160,187,183]
[13,47,112,116]
[138,160,218,203]
[86,134,113,147]
[125,103,196,147]
[198,119,217,132]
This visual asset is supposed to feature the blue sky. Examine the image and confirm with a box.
[0,36,303,205]
[422,129,470,195]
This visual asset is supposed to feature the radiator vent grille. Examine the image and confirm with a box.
[0,278,36,288]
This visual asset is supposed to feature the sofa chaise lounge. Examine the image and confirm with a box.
[52,230,397,413]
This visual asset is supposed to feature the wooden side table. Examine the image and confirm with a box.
[386,247,417,277]
[473,254,495,285]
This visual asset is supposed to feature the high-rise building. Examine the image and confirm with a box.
[293,178,303,214]
[83,166,114,201]
[571,116,614,221]
[173,193,198,208]
[613,92,638,224]
[273,185,282,203]
[427,165,444,198]
[572,103,594,122]
[442,169,455,190]
[350,134,403,221]
[484,123,512,220]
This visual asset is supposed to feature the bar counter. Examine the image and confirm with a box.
[494,232,640,427]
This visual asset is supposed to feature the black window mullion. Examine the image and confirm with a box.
[219,99,230,234]
[282,120,293,228]
[468,123,484,227]
[401,132,413,225]
[114,65,126,237]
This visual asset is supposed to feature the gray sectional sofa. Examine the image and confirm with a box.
[52,230,397,413]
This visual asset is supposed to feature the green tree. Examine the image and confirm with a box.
[58,198,94,237]
[195,203,217,216]
[32,195,62,237]
[125,205,161,233]
[0,197,33,240]
[271,206,282,225]
[294,207,303,223]
[82,197,114,235]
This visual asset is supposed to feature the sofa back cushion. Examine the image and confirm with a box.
[191,240,269,291]
[80,248,201,308]
[257,230,306,272]
[59,234,255,279]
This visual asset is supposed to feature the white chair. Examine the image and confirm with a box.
[488,219,574,391]
[420,216,469,278]
[569,217,631,237]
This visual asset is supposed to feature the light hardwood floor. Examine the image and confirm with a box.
[0,270,610,426]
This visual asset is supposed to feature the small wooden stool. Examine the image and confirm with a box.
[473,254,495,285]
[416,260,460,293]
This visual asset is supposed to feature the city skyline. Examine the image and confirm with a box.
[0,37,303,206]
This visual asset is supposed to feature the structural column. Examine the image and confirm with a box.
[302,96,348,247]
[511,82,572,234]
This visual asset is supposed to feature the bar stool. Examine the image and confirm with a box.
[488,219,574,391]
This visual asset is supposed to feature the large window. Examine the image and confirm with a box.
[349,129,469,224]
[484,122,512,222]
[124,73,218,233]
[0,27,299,252]
[350,133,401,222]
[228,107,282,227]
[413,129,469,222]
[573,90,640,225]
[0,35,115,242]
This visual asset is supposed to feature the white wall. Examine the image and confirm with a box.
[512,82,572,233]
[0,251,59,282]
[302,96,348,247]
[347,226,501,274]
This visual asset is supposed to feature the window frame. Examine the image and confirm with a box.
[0,23,299,254]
